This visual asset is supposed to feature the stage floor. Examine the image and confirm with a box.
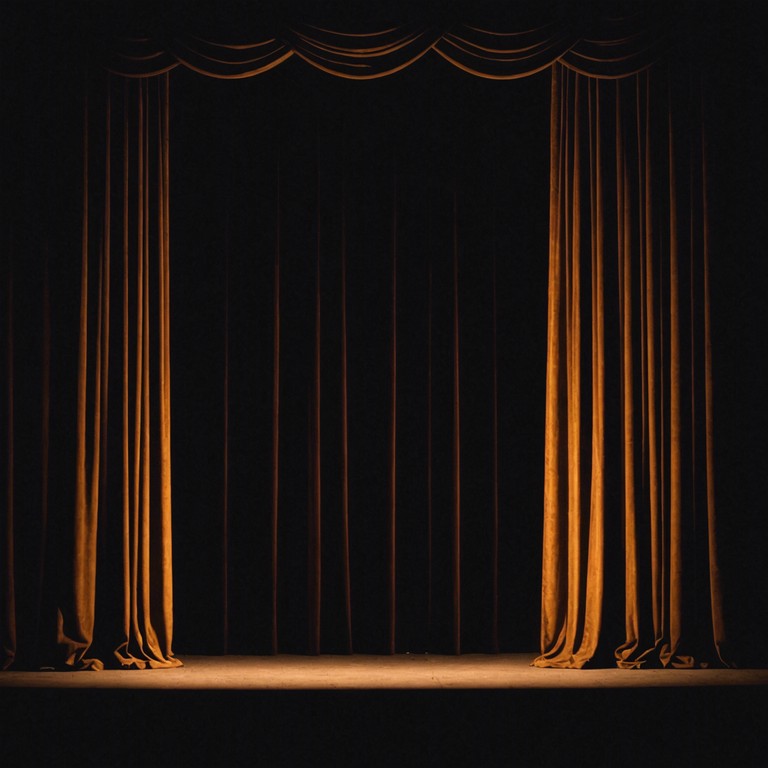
[3,655,768,767]
[2,652,767,689]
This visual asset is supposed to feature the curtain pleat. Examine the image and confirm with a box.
[583,76,606,664]
[701,103,726,657]
[55,92,100,669]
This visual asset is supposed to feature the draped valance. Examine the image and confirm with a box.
[102,6,683,80]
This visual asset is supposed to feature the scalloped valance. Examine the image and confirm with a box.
[104,8,681,80]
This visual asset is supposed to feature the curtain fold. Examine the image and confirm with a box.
[535,62,727,669]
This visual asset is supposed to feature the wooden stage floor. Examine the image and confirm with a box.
[3,652,768,690]
[2,655,767,767]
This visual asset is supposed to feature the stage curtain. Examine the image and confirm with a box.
[534,63,727,669]
[1,5,728,669]
[52,76,179,670]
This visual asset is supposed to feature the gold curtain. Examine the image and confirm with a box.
[54,76,179,669]
[1,8,731,669]
[535,63,727,669]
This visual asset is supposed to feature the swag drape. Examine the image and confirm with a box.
[1,7,728,669]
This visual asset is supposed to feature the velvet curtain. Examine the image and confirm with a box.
[535,64,726,668]
[54,77,178,670]
[1,7,727,669]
